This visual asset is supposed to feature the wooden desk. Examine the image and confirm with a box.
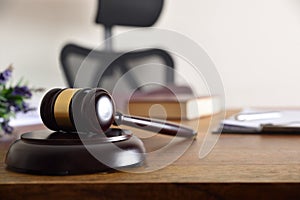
[1,110,300,199]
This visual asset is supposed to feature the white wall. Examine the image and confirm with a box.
[1,0,300,108]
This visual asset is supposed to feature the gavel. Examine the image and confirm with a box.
[40,88,197,137]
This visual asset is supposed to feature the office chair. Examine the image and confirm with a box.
[60,0,175,95]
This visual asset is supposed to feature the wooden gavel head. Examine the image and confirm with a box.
[41,88,197,137]
[40,88,116,133]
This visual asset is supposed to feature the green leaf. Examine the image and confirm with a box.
[0,96,7,101]
[0,108,7,113]
[16,77,24,86]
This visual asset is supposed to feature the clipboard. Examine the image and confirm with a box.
[218,109,300,133]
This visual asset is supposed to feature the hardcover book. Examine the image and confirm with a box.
[128,85,220,120]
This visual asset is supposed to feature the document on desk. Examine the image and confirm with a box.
[218,108,300,133]
[8,98,42,127]
[9,109,42,127]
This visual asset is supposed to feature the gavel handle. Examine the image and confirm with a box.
[114,112,197,138]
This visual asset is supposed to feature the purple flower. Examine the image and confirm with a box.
[10,101,21,112]
[1,120,13,134]
[0,65,42,135]
[12,86,32,98]
[21,102,35,113]
[0,68,12,84]
[9,101,34,113]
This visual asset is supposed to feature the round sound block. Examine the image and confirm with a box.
[5,128,145,175]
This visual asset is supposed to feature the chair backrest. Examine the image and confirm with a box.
[60,44,174,91]
[95,0,164,28]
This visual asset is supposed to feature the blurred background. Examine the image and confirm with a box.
[1,0,300,108]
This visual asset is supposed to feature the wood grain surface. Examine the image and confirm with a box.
[1,111,300,199]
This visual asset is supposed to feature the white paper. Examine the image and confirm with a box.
[8,97,43,127]
[221,108,300,131]
[9,109,42,127]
